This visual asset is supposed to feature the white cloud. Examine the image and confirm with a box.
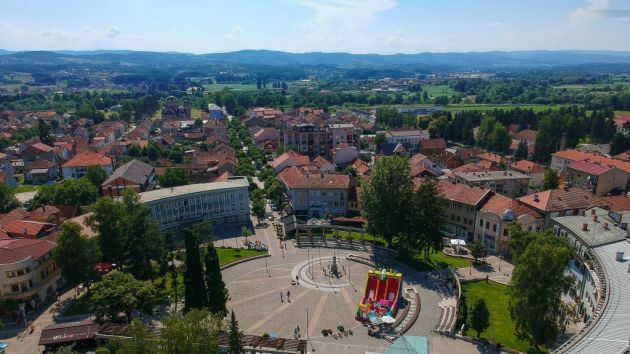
[223,25,243,41]
[105,26,121,38]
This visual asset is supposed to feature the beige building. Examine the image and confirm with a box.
[0,238,62,311]
[453,170,530,198]
[436,180,492,240]
[566,160,627,197]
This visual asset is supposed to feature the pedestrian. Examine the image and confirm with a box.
[280,292,284,303]
[287,290,291,302]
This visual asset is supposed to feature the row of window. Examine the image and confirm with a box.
[6,267,31,279]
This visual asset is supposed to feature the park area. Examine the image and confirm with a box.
[461,280,547,353]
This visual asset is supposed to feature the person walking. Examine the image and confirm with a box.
[280,292,284,303]
[287,290,291,302]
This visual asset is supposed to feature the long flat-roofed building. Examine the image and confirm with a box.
[453,170,531,198]
[139,177,250,233]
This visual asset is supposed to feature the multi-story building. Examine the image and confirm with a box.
[139,177,250,233]
[278,166,351,218]
[0,238,62,311]
[282,124,328,156]
[207,103,224,120]
[382,129,429,152]
[453,170,530,198]
[549,207,630,321]
[517,187,606,227]
[62,152,113,179]
[566,160,627,196]
[551,149,630,178]
[436,180,492,240]
[328,124,359,148]
[101,160,156,197]
[510,160,547,189]
[475,193,543,254]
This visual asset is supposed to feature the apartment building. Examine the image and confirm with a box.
[278,166,351,218]
[436,180,492,240]
[453,170,531,198]
[0,238,62,311]
[328,124,359,148]
[566,160,627,197]
[62,152,113,179]
[139,177,250,233]
[282,124,328,156]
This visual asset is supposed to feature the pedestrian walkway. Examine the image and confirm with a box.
[455,255,513,285]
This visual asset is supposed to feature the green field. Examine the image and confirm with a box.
[397,249,472,272]
[444,104,576,112]
[423,85,458,97]
[203,83,258,91]
[461,280,546,353]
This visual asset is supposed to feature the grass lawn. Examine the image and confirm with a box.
[397,249,472,272]
[204,83,258,92]
[423,85,458,97]
[461,280,547,353]
[324,230,388,248]
[444,104,576,113]
[12,185,39,193]
[215,247,267,267]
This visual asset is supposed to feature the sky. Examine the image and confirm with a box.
[1,0,630,54]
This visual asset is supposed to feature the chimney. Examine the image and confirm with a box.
[591,209,596,215]
[533,194,540,202]
[582,223,588,231]
[616,251,624,261]
[604,222,609,230]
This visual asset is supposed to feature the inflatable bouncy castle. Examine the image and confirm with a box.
[355,269,402,321]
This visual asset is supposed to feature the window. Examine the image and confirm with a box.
[492,223,497,232]
[6,271,16,278]
[11,284,19,293]
[479,219,483,227]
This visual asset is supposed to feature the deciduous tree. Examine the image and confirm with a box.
[91,271,157,323]
[468,298,490,337]
[184,227,208,312]
[542,169,559,191]
[54,221,100,286]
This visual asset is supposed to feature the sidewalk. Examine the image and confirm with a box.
[455,255,513,285]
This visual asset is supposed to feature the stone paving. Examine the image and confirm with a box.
[220,210,504,354]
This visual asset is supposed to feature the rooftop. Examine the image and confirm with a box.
[138,177,248,203]
[480,192,543,219]
[454,170,530,182]
[63,151,112,168]
[102,159,154,186]
[278,166,350,190]
[0,238,56,264]
[552,207,630,247]
[552,149,630,174]
[510,160,546,174]
[567,160,615,175]
[437,180,492,206]
[518,187,605,212]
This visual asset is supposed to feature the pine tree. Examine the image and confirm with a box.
[204,242,228,314]
[610,133,629,156]
[468,298,490,337]
[184,227,208,312]
[515,140,528,160]
[228,310,244,354]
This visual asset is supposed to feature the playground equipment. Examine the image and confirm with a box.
[355,269,402,322]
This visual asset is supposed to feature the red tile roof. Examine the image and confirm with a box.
[567,160,614,175]
[351,159,370,175]
[552,149,630,174]
[25,159,56,170]
[278,166,350,190]
[517,187,606,212]
[2,219,56,238]
[511,160,547,174]
[612,151,630,162]
[436,180,492,206]
[63,151,112,167]
[510,129,538,142]
[481,193,542,219]
[599,194,630,213]
[0,238,55,264]
[478,152,504,164]
[271,151,310,170]
[420,138,446,150]
[27,142,54,153]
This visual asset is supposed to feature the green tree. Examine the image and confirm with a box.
[508,231,574,348]
[54,221,100,286]
[111,319,158,354]
[609,133,629,156]
[403,178,445,260]
[204,242,228,314]
[122,189,162,280]
[228,310,244,354]
[0,184,19,213]
[159,168,189,188]
[184,227,208,312]
[88,197,126,263]
[374,133,387,153]
[361,156,411,247]
[534,114,562,163]
[541,169,559,191]
[468,239,488,263]
[50,178,99,206]
[488,121,511,152]
[194,118,203,127]
[159,309,220,354]
[241,226,252,244]
[514,140,528,160]
[468,298,490,337]
[85,165,108,188]
[91,271,157,323]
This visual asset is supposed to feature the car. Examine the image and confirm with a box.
[271,203,278,211]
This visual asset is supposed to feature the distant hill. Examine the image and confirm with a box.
[2,49,630,70]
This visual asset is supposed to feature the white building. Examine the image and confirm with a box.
[62,151,113,179]
[0,238,62,311]
[139,177,250,233]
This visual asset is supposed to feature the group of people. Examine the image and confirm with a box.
[280,290,291,303]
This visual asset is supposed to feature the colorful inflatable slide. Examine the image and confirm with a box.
[355,269,402,321]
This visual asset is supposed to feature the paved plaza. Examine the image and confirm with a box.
[218,208,507,354]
